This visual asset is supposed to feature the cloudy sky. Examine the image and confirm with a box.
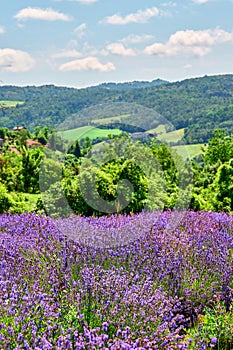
[0,0,232,87]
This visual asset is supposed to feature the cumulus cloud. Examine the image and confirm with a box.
[0,49,35,72]
[106,43,136,56]
[0,26,5,34]
[145,28,233,57]
[59,56,115,72]
[73,23,86,38]
[103,7,159,25]
[14,7,72,22]
[120,34,154,44]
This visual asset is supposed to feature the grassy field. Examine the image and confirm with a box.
[157,128,185,143]
[172,143,205,159]
[0,100,24,107]
[147,124,167,135]
[147,126,185,144]
[59,125,202,159]
[59,125,122,141]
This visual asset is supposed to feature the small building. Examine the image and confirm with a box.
[26,139,42,148]
[131,132,152,138]
[10,146,21,155]
[13,126,26,131]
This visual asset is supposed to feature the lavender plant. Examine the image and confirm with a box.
[0,210,233,348]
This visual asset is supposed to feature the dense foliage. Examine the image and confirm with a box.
[192,130,233,211]
[1,126,233,216]
[1,74,233,143]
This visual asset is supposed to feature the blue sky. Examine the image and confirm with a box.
[0,0,233,87]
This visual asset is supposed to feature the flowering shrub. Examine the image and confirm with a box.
[185,301,233,349]
[1,210,233,348]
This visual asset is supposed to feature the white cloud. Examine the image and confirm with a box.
[0,26,5,34]
[103,7,159,25]
[52,49,82,59]
[14,7,72,22]
[145,28,233,57]
[0,49,35,72]
[106,43,136,56]
[59,56,115,72]
[169,30,215,46]
[145,42,179,56]
[193,0,210,3]
[120,34,154,44]
[73,23,86,38]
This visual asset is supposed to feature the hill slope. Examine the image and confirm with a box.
[1,74,233,143]
[91,78,169,90]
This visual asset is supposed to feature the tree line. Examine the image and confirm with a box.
[0,125,232,216]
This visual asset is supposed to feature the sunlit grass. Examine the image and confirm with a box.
[0,100,24,107]
[58,125,122,141]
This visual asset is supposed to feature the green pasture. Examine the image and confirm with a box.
[58,125,122,141]
[58,124,203,159]
[172,143,204,159]
[147,126,185,144]
[157,128,185,143]
[0,100,24,107]
[147,124,167,135]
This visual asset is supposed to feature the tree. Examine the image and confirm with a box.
[21,147,43,193]
[16,128,30,148]
[212,160,233,211]
[0,151,23,192]
[64,136,167,216]
[67,140,81,158]
[0,183,12,214]
[202,129,233,165]
[0,127,7,139]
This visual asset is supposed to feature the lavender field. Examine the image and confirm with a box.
[1,210,233,349]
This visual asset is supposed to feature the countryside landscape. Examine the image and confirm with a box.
[1,74,233,349]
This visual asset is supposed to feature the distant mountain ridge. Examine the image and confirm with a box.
[90,78,169,90]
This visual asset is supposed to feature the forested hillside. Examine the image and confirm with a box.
[90,78,169,90]
[1,74,233,143]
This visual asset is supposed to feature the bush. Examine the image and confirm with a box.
[0,183,12,213]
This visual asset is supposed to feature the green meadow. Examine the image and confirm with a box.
[157,128,185,143]
[0,100,24,107]
[58,125,122,141]
[147,124,167,135]
[172,143,204,159]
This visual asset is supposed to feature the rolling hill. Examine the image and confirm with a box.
[1,74,233,144]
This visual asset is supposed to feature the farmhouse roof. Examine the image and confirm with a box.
[13,126,26,131]
[10,146,21,155]
[26,139,42,147]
